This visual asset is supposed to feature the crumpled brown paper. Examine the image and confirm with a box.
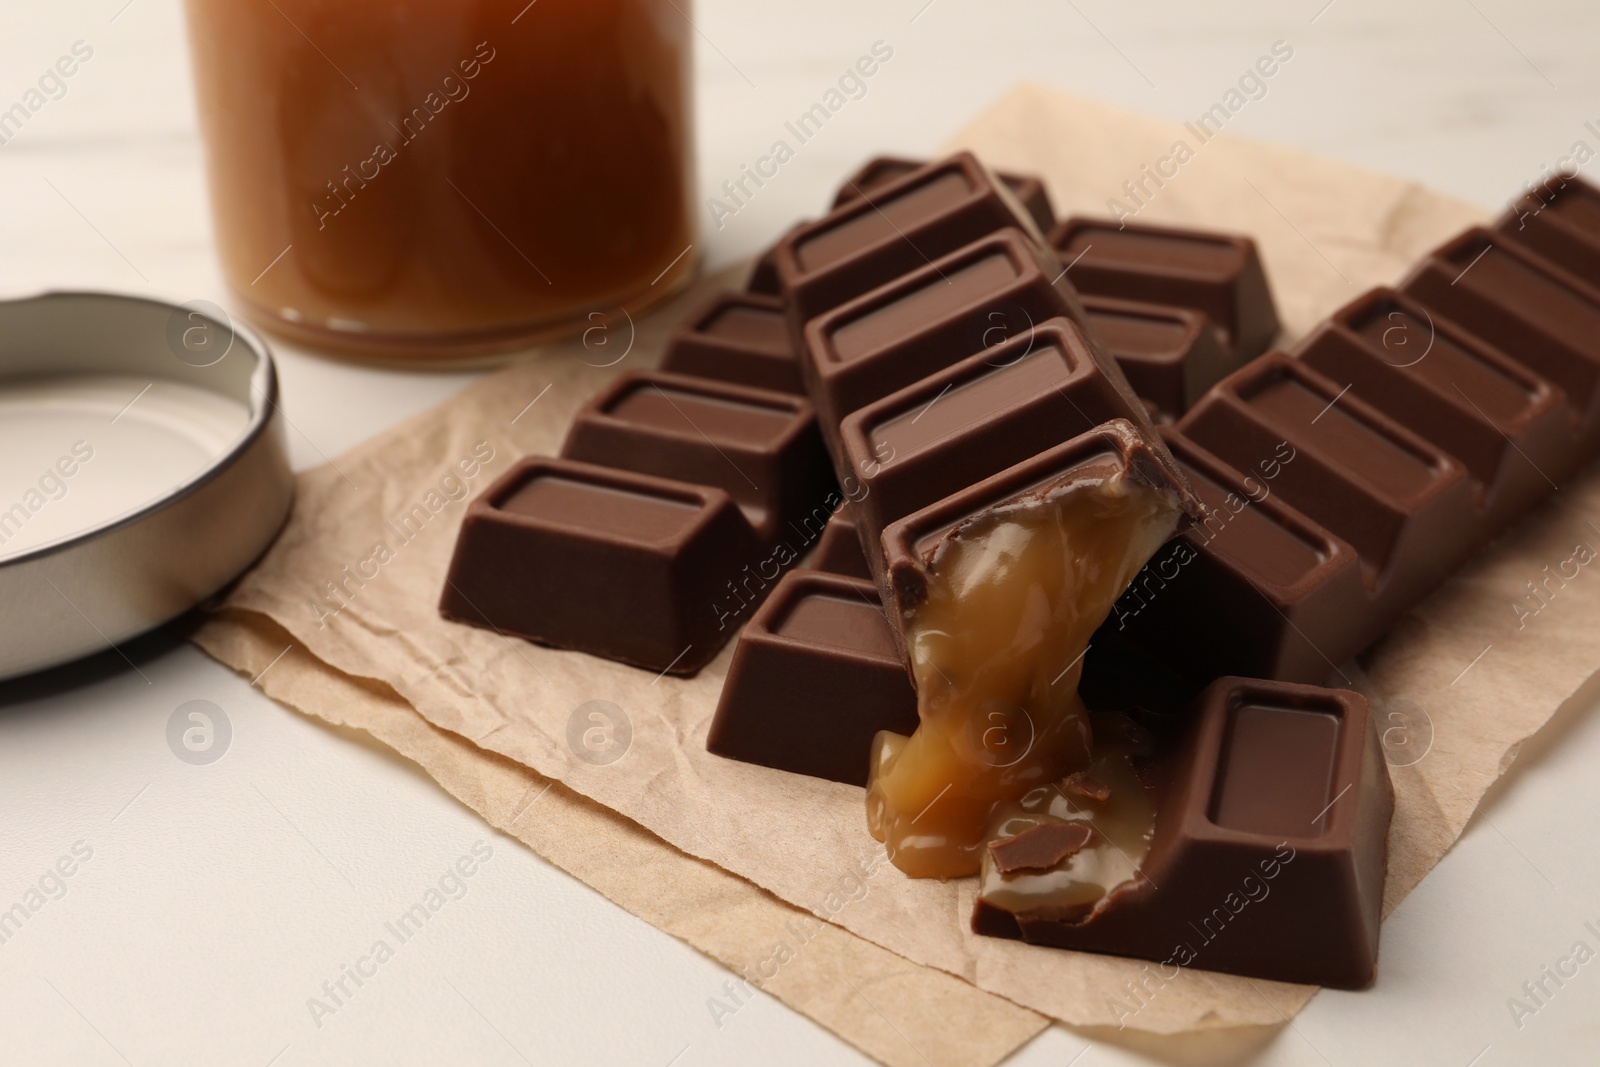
[195,84,1600,1054]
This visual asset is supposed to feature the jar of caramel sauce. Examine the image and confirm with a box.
[183,0,696,363]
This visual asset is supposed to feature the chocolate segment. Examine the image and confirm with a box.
[974,676,1393,990]
[839,319,1147,560]
[560,370,836,547]
[1496,177,1600,293]
[774,153,1048,324]
[1049,217,1280,361]
[833,155,1056,233]
[1083,294,1234,419]
[440,457,759,674]
[707,570,918,786]
[659,292,804,395]
[800,228,1093,441]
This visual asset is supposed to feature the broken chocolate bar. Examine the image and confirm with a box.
[439,457,759,674]
[560,370,836,547]
[659,292,805,395]
[868,421,1199,878]
[707,569,918,786]
[1049,216,1280,361]
[974,676,1393,990]
[832,155,1056,233]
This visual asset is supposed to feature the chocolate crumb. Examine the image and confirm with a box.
[1063,772,1111,803]
[987,822,1096,874]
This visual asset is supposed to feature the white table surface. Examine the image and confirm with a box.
[4,2,1600,1064]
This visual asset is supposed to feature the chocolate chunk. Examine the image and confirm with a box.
[560,370,836,547]
[973,676,1395,989]
[1062,772,1111,803]
[1082,294,1236,419]
[775,153,1048,323]
[1049,217,1280,361]
[799,227,1097,441]
[659,292,804,395]
[839,318,1152,568]
[833,155,1056,232]
[706,570,918,785]
[440,457,760,674]
[987,822,1097,875]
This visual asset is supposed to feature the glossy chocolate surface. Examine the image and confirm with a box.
[659,291,805,395]
[833,154,1057,233]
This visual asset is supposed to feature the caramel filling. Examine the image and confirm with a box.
[866,474,1180,880]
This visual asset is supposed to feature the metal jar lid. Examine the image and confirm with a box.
[0,291,294,681]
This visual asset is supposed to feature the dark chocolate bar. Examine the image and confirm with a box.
[440,457,760,674]
[706,569,917,785]
[659,292,804,395]
[1049,217,1280,361]
[833,155,1056,233]
[560,370,836,547]
[974,676,1393,990]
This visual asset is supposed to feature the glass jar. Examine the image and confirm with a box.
[183,0,696,364]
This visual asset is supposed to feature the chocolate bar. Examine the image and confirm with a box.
[973,676,1393,990]
[560,370,836,547]
[832,155,1056,233]
[707,569,917,786]
[1049,216,1280,362]
[439,457,760,674]
[659,292,804,395]
[774,153,1050,324]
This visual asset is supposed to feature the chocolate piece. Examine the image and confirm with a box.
[560,371,836,547]
[1496,176,1600,291]
[987,822,1095,874]
[440,457,759,674]
[1179,352,1474,607]
[1049,217,1280,360]
[774,153,1048,324]
[839,318,1149,558]
[806,503,873,580]
[1105,426,1368,685]
[706,570,918,786]
[974,676,1394,990]
[1082,294,1235,419]
[1400,227,1600,436]
[659,292,804,395]
[800,227,1094,440]
[833,155,1056,232]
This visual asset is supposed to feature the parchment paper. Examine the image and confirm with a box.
[195,86,1600,1049]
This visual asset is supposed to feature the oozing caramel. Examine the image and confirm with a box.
[866,473,1181,879]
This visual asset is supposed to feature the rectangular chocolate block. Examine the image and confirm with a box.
[839,318,1148,556]
[774,152,1048,324]
[440,457,760,674]
[1296,288,1575,524]
[560,370,835,547]
[1400,227,1600,437]
[832,154,1056,233]
[1496,176,1600,286]
[800,227,1091,439]
[659,291,804,395]
[1082,294,1235,419]
[805,503,872,580]
[1103,427,1368,685]
[973,676,1394,989]
[706,570,918,786]
[1049,217,1280,360]
[1179,353,1474,603]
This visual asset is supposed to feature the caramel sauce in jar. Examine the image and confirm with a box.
[183,0,695,363]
